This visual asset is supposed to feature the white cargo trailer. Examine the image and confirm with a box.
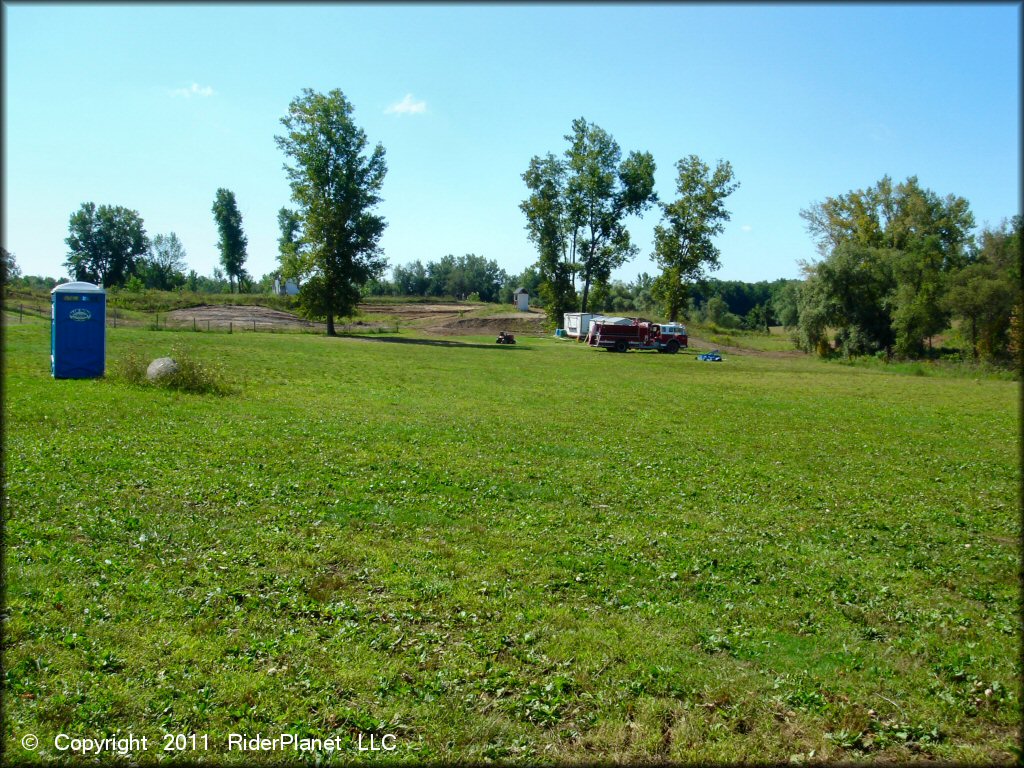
[563,312,605,338]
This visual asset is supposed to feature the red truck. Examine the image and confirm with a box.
[587,319,688,354]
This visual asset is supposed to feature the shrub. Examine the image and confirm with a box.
[114,344,233,395]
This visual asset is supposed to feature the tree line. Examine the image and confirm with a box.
[56,190,251,294]
[787,176,1020,363]
[16,85,1017,363]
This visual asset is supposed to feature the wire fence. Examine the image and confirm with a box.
[2,301,397,335]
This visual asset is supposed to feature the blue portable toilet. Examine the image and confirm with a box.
[51,281,106,378]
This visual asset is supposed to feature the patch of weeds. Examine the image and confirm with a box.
[698,631,733,655]
[866,718,944,752]
[508,675,575,726]
[771,673,829,713]
[114,344,234,395]
[481,735,536,760]
[825,728,866,750]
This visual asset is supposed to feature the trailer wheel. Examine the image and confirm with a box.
[613,340,628,353]
[666,340,680,354]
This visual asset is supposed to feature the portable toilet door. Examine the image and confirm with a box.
[51,282,106,378]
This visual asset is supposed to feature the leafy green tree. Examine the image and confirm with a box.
[943,263,1013,360]
[521,119,656,321]
[139,232,187,291]
[651,155,738,321]
[796,244,898,356]
[445,254,508,302]
[770,280,803,329]
[64,202,149,286]
[210,267,232,293]
[942,217,1020,361]
[890,236,949,355]
[563,118,657,311]
[744,304,770,333]
[276,88,387,335]
[520,152,577,325]
[798,176,975,356]
[124,275,145,293]
[2,247,21,283]
[276,207,303,281]
[211,189,248,293]
[630,272,656,314]
[392,260,429,296]
[705,294,742,329]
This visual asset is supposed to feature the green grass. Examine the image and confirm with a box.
[3,322,1019,763]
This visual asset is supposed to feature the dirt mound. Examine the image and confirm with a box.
[436,315,546,335]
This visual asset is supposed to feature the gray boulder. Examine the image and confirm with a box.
[147,357,180,381]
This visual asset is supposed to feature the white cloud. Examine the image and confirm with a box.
[171,83,215,98]
[385,93,427,115]
[741,225,753,232]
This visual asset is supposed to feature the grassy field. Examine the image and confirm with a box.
[3,317,1020,763]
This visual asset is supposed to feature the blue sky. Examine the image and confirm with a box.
[3,3,1020,286]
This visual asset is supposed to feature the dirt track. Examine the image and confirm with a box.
[161,303,548,336]
[163,305,324,331]
[159,304,803,357]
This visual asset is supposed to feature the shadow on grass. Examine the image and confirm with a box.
[340,334,531,350]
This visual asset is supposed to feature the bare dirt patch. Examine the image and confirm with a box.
[161,302,547,336]
[360,303,547,336]
[163,304,324,331]
[427,312,546,336]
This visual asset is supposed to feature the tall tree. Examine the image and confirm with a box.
[564,118,657,312]
[2,247,21,283]
[521,118,656,321]
[651,155,738,321]
[139,232,188,290]
[275,88,387,335]
[276,206,304,289]
[211,188,248,293]
[64,202,148,286]
[520,153,577,325]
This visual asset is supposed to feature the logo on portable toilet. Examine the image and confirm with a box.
[69,309,92,321]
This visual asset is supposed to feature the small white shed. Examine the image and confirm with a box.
[512,288,529,311]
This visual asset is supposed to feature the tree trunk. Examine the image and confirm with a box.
[580,274,592,314]
[326,313,336,336]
